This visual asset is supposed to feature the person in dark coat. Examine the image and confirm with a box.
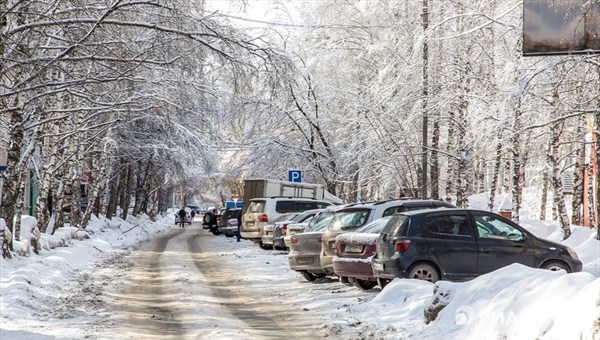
[178,207,187,228]
[190,210,196,221]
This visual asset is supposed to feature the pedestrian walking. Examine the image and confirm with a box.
[190,210,196,221]
[178,207,187,228]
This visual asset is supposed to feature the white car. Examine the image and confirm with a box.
[241,197,332,242]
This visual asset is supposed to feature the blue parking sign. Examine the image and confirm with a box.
[288,169,302,183]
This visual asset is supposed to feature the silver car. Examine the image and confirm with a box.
[260,213,300,249]
[287,209,337,281]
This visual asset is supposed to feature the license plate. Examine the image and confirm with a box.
[344,244,363,253]
[372,262,383,271]
[246,221,254,227]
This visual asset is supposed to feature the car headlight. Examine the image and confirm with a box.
[566,247,579,260]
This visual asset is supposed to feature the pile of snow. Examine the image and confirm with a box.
[346,264,598,339]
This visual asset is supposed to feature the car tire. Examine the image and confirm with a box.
[203,212,215,224]
[407,263,440,283]
[301,271,325,282]
[377,278,390,289]
[541,261,570,273]
[259,242,272,250]
[353,279,377,290]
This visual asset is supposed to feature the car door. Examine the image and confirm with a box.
[470,211,536,275]
[422,211,478,280]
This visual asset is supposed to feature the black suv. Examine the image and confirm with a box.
[372,208,582,287]
[217,208,243,237]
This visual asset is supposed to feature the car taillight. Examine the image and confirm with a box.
[370,244,377,254]
[258,214,268,222]
[282,225,288,230]
[290,236,298,244]
[395,240,411,253]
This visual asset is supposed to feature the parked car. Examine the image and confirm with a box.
[241,197,332,242]
[320,199,456,276]
[187,204,201,215]
[287,208,339,281]
[174,210,192,225]
[217,208,243,237]
[333,217,391,290]
[371,209,583,288]
[272,209,322,250]
[261,213,301,249]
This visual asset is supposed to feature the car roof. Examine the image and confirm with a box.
[398,208,480,217]
[336,199,453,212]
[249,197,332,202]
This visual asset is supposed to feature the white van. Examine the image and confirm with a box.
[241,197,332,241]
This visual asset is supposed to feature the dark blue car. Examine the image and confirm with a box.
[372,209,583,288]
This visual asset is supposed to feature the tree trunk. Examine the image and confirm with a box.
[570,113,587,225]
[133,161,152,216]
[0,105,25,246]
[511,107,522,223]
[488,140,502,212]
[81,158,102,228]
[445,110,456,202]
[549,122,571,239]
[540,159,550,220]
[121,165,134,220]
[430,118,440,199]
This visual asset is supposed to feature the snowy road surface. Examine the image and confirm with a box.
[85,221,370,339]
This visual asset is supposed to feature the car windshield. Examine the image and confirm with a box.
[328,209,371,231]
[355,217,391,233]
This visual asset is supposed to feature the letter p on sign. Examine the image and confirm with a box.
[288,170,302,183]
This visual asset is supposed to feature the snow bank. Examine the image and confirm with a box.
[347,265,599,339]
[0,213,172,320]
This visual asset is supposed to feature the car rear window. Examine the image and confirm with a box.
[328,209,371,231]
[247,201,265,213]
[382,215,410,237]
[275,201,330,213]
[306,211,335,232]
[356,217,391,233]
[222,209,241,219]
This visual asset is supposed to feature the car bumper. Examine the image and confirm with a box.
[288,252,323,272]
[273,236,286,249]
[219,226,238,236]
[241,231,261,239]
[332,257,374,280]
[261,234,273,245]
[319,253,335,275]
[371,256,406,280]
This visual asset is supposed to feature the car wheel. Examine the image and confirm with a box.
[407,263,440,283]
[259,242,272,250]
[301,271,325,282]
[203,212,214,224]
[353,279,377,290]
[541,261,570,273]
[377,278,390,289]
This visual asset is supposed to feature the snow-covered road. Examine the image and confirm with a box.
[84,222,371,339]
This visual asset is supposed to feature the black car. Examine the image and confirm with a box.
[217,208,243,237]
[372,208,582,287]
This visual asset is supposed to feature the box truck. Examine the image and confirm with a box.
[242,179,325,213]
